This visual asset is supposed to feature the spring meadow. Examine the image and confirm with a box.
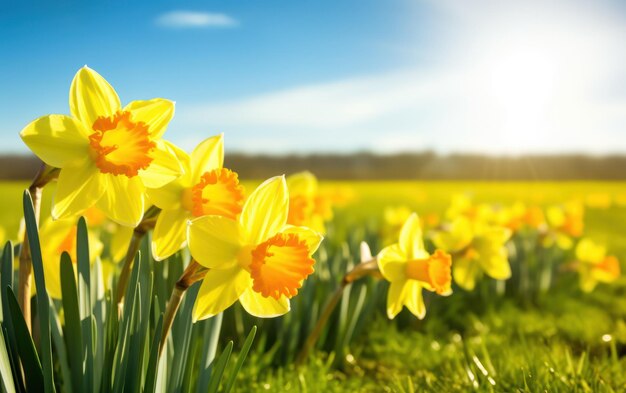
[2,1,626,392]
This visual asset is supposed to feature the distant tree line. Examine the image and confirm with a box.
[3,152,626,181]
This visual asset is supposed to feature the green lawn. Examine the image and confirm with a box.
[2,180,626,392]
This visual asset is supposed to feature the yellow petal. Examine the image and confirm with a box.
[432,217,473,253]
[239,287,290,317]
[192,265,248,322]
[579,271,597,292]
[190,134,224,181]
[52,160,106,220]
[377,244,407,282]
[576,238,606,263]
[139,140,183,189]
[480,250,511,280]
[110,225,133,262]
[146,181,184,210]
[40,218,76,299]
[240,176,288,244]
[399,213,428,259]
[96,175,145,227]
[286,171,317,197]
[453,257,479,291]
[403,280,426,319]
[281,225,323,254]
[70,66,121,127]
[188,215,242,269]
[20,115,89,168]
[124,98,175,139]
[152,209,190,261]
[386,279,425,319]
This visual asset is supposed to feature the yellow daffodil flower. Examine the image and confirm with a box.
[381,205,413,246]
[543,201,584,249]
[377,213,452,319]
[187,176,323,321]
[493,202,546,232]
[286,171,332,234]
[0,226,5,246]
[575,238,620,292]
[20,66,182,227]
[433,217,511,291]
[445,194,495,223]
[148,134,245,260]
[38,217,103,299]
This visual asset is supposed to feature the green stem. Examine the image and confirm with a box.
[296,259,379,365]
[159,260,206,357]
[114,206,160,309]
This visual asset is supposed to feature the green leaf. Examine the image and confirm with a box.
[60,252,84,392]
[76,217,93,392]
[206,341,233,393]
[223,326,257,393]
[23,190,55,393]
[1,242,22,393]
[0,328,16,393]
[49,299,72,393]
[143,316,163,393]
[5,287,43,392]
[195,314,224,393]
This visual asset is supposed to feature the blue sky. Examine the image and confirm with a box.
[1,0,626,154]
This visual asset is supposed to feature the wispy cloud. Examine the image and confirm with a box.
[155,11,238,29]
[174,0,626,154]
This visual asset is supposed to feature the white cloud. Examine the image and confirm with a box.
[172,0,626,154]
[155,11,237,28]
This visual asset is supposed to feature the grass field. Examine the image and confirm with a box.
[2,180,626,392]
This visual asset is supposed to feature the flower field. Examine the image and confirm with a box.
[1,178,625,392]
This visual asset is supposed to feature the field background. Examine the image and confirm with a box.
[2,180,626,391]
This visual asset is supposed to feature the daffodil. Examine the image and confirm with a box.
[38,216,103,299]
[148,134,245,260]
[445,194,495,223]
[433,217,511,291]
[381,205,413,246]
[286,171,332,234]
[187,176,323,321]
[543,201,584,249]
[20,66,182,227]
[377,213,452,319]
[575,238,620,292]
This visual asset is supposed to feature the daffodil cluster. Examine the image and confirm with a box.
[19,66,325,322]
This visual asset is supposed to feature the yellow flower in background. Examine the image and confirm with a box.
[377,213,452,319]
[0,226,5,246]
[286,171,333,234]
[544,201,584,249]
[20,66,182,227]
[575,238,620,292]
[381,205,413,246]
[187,176,323,321]
[446,194,494,223]
[433,217,511,291]
[38,217,103,299]
[148,134,245,260]
[585,193,612,209]
[493,202,546,232]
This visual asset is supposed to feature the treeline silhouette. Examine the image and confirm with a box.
[2,152,626,181]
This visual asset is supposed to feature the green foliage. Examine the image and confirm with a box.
[0,192,255,392]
